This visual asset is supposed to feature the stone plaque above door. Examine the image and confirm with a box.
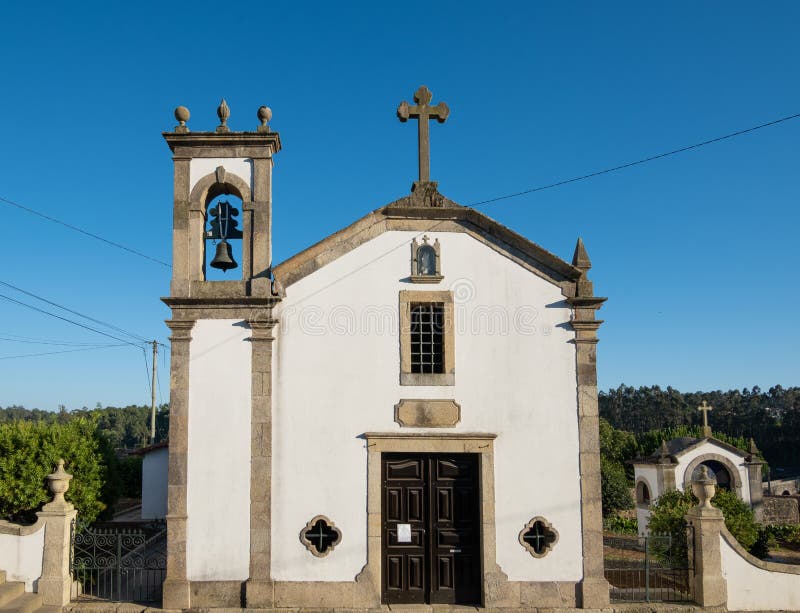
[394,399,461,428]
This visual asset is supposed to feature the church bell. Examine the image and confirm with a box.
[210,239,237,271]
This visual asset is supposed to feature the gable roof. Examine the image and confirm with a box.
[633,436,752,465]
[272,191,585,296]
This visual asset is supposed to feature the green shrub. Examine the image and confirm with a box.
[600,456,634,516]
[603,515,638,534]
[765,523,800,544]
[0,417,116,524]
[647,487,764,557]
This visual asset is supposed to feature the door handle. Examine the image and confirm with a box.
[449,548,461,553]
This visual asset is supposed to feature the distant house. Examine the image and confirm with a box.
[632,436,763,535]
[134,441,168,520]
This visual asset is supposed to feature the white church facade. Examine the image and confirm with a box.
[160,91,609,609]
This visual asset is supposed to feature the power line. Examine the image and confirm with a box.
[0,293,145,348]
[0,280,151,344]
[0,195,171,268]
[0,335,122,347]
[466,112,800,207]
[0,344,129,360]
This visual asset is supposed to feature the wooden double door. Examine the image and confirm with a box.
[381,453,481,605]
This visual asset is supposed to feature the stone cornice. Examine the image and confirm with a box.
[363,432,497,440]
[273,200,585,291]
[567,296,607,308]
[163,131,281,156]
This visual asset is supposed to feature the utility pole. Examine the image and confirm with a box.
[150,340,158,445]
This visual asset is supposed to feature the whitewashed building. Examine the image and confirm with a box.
[136,442,168,520]
[633,436,764,535]
[159,91,608,610]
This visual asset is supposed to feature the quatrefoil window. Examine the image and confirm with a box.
[518,516,558,558]
[300,515,342,557]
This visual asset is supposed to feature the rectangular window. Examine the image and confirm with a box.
[399,290,454,386]
[410,303,444,374]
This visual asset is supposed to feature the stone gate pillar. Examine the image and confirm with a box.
[36,460,78,607]
[685,466,727,608]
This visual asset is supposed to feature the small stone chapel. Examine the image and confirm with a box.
[633,402,764,535]
[160,88,608,610]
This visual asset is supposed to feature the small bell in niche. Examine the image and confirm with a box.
[207,200,242,272]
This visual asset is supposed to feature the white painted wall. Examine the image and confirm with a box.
[189,158,253,195]
[141,447,168,520]
[721,533,800,610]
[272,230,583,583]
[633,465,658,535]
[675,442,751,504]
[0,524,45,589]
[186,319,252,581]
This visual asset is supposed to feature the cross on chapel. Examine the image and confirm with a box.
[397,86,449,185]
[698,401,713,437]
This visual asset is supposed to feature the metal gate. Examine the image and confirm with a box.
[604,529,693,603]
[70,520,166,604]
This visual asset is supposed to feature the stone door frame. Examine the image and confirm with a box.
[362,433,496,606]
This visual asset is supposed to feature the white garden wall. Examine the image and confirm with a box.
[721,529,800,611]
[0,521,45,589]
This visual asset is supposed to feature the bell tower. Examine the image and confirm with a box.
[163,100,281,298]
[160,100,281,609]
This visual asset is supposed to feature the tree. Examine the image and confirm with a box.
[0,417,117,524]
[600,456,633,516]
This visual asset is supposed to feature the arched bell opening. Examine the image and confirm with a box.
[204,193,244,281]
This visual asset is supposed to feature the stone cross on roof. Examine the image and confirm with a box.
[698,401,713,437]
[397,86,449,184]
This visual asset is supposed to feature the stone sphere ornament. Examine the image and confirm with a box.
[257,105,272,125]
[174,106,190,126]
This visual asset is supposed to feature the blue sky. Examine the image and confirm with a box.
[0,1,798,410]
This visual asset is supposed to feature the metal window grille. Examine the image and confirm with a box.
[410,303,444,373]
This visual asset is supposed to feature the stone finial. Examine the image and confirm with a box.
[45,459,73,510]
[216,98,230,133]
[572,238,595,297]
[748,437,761,459]
[257,105,272,133]
[692,465,717,509]
[174,106,190,133]
[658,439,672,464]
[572,237,592,271]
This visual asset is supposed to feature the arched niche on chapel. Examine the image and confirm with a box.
[682,453,744,501]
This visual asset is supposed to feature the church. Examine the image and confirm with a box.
[160,88,608,610]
